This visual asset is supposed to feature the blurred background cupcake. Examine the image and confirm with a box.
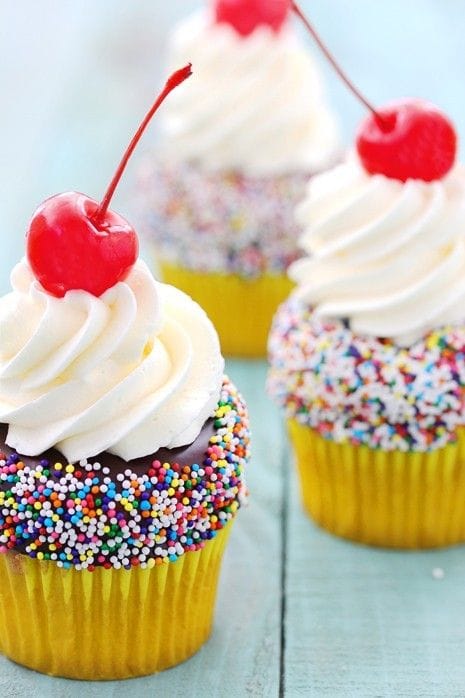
[137,0,340,357]
[268,96,465,549]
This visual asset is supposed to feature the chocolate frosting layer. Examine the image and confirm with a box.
[0,376,250,570]
[0,420,215,475]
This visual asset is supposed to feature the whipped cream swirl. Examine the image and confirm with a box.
[160,11,339,176]
[290,156,465,345]
[0,260,224,461]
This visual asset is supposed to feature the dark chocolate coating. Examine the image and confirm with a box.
[0,420,215,475]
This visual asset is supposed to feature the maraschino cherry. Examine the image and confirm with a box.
[215,0,290,36]
[27,64,192,298]
[356,101,456,182]
[291,1,457,182]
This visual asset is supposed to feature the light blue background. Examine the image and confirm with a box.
[1,0,465,292]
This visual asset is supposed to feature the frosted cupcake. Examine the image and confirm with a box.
[268,97,465,549]
[138,0,339,356]
[0,67,250,679]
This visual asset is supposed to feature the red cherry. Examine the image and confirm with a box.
[356,100,457,182]
[291,4,458,183]
[25,64,192,298]
[27,192,138,297]
[215,0,289,36]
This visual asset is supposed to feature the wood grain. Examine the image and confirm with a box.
[284,473,465,697]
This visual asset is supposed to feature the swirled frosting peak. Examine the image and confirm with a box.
[159,10,339,176]
[290,155,465,345]
[0,259,224,461]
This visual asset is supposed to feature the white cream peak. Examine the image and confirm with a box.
[0,259,224,461]
[290,155,465,344]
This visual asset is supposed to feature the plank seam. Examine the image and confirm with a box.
[279,424,289,698]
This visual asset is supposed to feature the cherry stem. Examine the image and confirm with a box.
[291,2,387,127]
[92,63,193,227]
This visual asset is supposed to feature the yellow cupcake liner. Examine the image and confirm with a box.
[159,261,294,358]
[0,525,231,680]
[288,419,465,549]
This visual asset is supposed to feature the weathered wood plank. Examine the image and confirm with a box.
[283,471,465,697]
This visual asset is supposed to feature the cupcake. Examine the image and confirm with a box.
[268,97,465,549]
[138,0,340,357]
[0,68,250,679]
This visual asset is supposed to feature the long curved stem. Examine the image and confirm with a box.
[291,2,386,126]
[93,63,192,227]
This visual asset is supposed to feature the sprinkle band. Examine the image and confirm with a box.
[268,298,465,452]
[138,160,310,277]
[0,377,249,570]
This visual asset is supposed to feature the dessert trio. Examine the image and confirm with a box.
[0,0,463,683]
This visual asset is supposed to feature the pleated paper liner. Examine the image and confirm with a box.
[159,261,294,358]
[0,523,231,680]
[288,419,465,549]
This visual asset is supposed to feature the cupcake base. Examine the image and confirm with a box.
[288,419,465,549]
[0,525,231,680]
[160,262,294,357]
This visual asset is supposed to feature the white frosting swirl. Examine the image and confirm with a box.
[290,155,465,345]
[160,10,340,176]
[0,259,224,461]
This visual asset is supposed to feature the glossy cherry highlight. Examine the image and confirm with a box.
[215,0,290,36]
[27,64,193,298]
[356,100,457,182]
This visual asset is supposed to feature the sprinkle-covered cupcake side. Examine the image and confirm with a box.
[0,377,249,570]
[139,163,309,277]
[268,298,465,452]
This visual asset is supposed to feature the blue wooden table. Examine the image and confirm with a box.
[1,2,465,696]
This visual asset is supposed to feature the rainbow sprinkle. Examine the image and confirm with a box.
[268,297,465,452]
[137,159,310,277]
[0,377,249,570]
